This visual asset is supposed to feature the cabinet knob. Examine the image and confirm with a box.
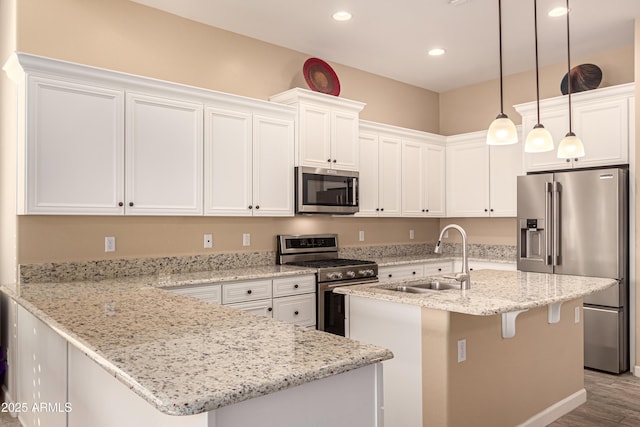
[294,310,299,316]
[376,208,380,211]
[566,159,571,163]
[268,307,273,312]
[129,202,134,207]
[574,158,579,162]
[255,205,260,209]
[484,208,488,212]
[426,209,429,212]
[412,271,416,275]
[380,208,384,212]
[421,209,425,212]
[327,159,332,163]
[388,274,393,278]
[248,205,253,209]
[294,284,299,289]
[438,268,442,271]
[490,208,494,212]
[332,159,337,163]
[247,289,252,295]
[118,202,124,207]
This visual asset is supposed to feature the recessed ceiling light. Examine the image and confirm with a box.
[332,11,352,21]
[428,48,446,56]
[548,7,568,17]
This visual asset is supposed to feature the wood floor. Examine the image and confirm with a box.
[550,369,640,426]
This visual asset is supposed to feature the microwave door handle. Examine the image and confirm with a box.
[352,179,358,206]
[545,182,553,265]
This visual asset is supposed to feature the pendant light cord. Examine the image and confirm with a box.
[498,0,504,114]
[566,0,573,133]
[533,0,541,126]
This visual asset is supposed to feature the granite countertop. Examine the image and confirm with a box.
[6,275,392,416]
[335,269,617,316]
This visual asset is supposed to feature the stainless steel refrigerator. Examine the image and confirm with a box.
[517,167,628,374]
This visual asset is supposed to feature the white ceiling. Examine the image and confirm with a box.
[130,0,640,93]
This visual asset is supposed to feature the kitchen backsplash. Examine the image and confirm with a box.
[19,243,516,284]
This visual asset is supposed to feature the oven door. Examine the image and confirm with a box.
[318,282,349,336]
[296,166,359,214]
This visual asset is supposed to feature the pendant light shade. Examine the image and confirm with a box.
[557,0,585,159]
[525,123,554,152]
[524,0,554,153]
[486,0,518,146]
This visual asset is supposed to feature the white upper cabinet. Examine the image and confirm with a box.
[356,122,403,217]
[204,106,295,216]
[125,93,203,215]
[446,130,522,217]
[21,76,124,214]
[269,88,365,171]
[515,83,633,172]
[402,136,446,217]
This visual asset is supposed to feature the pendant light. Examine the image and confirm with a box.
[524,0,554,153]
[486,0,518,145]
[557,0,585,158]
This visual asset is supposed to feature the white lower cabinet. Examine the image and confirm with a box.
[168,274,316,327]
[17,306,68,427]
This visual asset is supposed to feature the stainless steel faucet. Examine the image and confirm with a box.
[434,224,471,290]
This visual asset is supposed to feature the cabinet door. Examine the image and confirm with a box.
[356,132,380,217]
[168,283,222,304]
[522,108,570,172]
[272,275,316,297]
[252,114,295,216]
[25,76,124,214]
[401,140,425,217]
[573,97,629,168]
[331,110,359,171]
[126,93,203,215]
[378,264,424,282]
[489,142,522,217]
[424,143,446,217]
[226,299,274,318]
[298,103,331,168]
[17,306,67,427]
[204,107,252,216]
[446,141,490,217]
[222,279,272,304]
[378,135,402,216]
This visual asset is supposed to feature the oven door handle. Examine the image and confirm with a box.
[320,279,378,291]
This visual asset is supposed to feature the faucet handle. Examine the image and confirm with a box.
[453,272,470,283]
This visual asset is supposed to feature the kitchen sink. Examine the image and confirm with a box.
[392,280,460,293]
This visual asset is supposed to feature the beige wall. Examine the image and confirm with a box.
[439,45,635,136]
[422,300,584,426]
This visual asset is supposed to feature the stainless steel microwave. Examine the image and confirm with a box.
[295,166,359,214]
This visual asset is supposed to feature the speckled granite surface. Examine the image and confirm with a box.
[6,278,392,416]
[335,269,616,316]
[340,242,516,262]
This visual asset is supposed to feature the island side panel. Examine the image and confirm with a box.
[348,295,423,427]
[421,299,585,427]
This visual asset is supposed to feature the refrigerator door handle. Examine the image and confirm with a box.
[552,181,561,266]
[545,182,553,265]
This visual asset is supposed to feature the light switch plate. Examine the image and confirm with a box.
[105,236,116,252]
[359,231,365,242]
[457,339,466,363]
[243,233,251,246]
[409,229,415,240]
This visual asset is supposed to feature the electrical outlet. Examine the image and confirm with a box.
[204,234,213,249]
[575,307,581,323]
[457,339,466,363]
[409,229,415,240]
[105,236,116,252]
[359,230,365,242]
[243,233,251,246]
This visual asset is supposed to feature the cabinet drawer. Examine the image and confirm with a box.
[272,275,316,297]
[168,283,222,304]
[222,279,272,304]
[423,261,453,276]
[378,264,424,282]
[273,294,316,327]
[226,299,273,318]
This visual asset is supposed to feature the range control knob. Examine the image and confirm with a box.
[346,271,356,278]
[359,269,374,276]
[327,272,343,280]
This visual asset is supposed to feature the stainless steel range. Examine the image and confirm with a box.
[277,234,378,336]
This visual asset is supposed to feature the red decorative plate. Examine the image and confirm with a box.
[303,58,340,96]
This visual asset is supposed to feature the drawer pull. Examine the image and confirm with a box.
[294,284,299,289]
[412,271,416,275]
[294,311,299,316]
[438,268,442,271]
[268,307,272,312]
[388,274,392,278]
[246,290,252,295]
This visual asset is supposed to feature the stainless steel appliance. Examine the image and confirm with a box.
[295,166,359,214]
[277,234,378,336]
[517,167,628,373]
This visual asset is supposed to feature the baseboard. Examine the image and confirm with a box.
[517,388,587,427]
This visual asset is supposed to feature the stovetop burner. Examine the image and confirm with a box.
[286,259,374,269]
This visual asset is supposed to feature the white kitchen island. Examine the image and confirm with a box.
[335,269,618,427]
[3,271,392,427]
